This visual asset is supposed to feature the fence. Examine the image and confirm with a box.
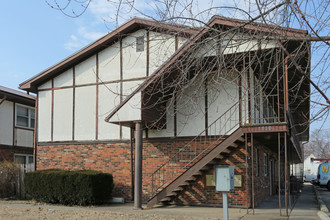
[0,162,34,199]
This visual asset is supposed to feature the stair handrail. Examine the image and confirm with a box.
[150,101,240,195]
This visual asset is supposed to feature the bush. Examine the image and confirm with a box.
[24,169,113,205]
[0,161,20,198]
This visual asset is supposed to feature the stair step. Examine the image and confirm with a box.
[215,155,224,159]
[236,137,245,142]
[160,197,172,202]
[229,143,239,148]
[179,182,190,187]
[200,165,210,171]
[146,128,245,209]
[193,171,202,176]
[173,187,184,192]
[186,176,196,181]
[167,192,178,197]
[221,149,231,154]
[208,160,216,165]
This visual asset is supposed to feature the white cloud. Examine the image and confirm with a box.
[78,27,104,41]
[64,25,106,51]
[64,34,85,51]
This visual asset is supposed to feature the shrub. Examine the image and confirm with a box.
[24,169,113,205]
[0,161,20,198]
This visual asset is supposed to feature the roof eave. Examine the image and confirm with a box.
[19,17,199,93]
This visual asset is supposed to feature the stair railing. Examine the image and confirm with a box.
[150,101,240,196]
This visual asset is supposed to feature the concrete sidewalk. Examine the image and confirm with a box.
[289,183,320,220]
[0,183,320,220]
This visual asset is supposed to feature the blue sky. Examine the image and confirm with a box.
[0,1,328,131]
[0,1,109,90]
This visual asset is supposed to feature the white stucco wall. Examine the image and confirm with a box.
[110,91,142,123]
[74,85,96,140]
[54,68,73,87]
[53,88,73,141]
[194,33,278,57]
[149,31,176,73]
[75,55,97,85]
[98,83,121,140]
[0,100,13,145]
[178,36,187,48]
[176,76,205,137]
[38,80,52,90]
[207,72,239,135]
[122,30,147,80]
[38,91,52,142]
[16,128,33,147]
[98,41,121,82]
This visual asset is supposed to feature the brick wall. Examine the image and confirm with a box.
[0,145,33,162]
[37,137,281,207]
[173,145,250,207]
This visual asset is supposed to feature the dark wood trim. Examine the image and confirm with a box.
[146,31,149,77]
[104,18,226,122]
[37,134,224,146]
[51,79,54,141]
[145,128,149,138]
[0,96,6,105]
[34,93,38,170]
[0,144,34,151]
[14,126,34,131]
[130,127,135,201]
[37,77,149,92]
[96,53,99,140]
[12,102,15,147]
[38,139,132,145]
[239,67,242,126]
[204,77,208,136]
[247,52,252,124]
[38,85,72,91]
[174,92,177,137]
[242,124,287,133]
[175,35,178,51]
[120,38,123,139]
[20,17,198,92]
[72,66,76,141]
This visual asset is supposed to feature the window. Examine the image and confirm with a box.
[264,153,268,176]
[255,148,259,176]
[16,104,35,129]
[136,36,144,52]
[14,154,34,172]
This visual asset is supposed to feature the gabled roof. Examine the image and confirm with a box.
[19,17,199,93]
[104,15,309,122]
[0,85,35,106]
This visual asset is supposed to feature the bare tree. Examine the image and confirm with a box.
[304,129,330,159]
[45,0,329,132]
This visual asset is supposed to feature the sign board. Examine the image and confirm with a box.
[234,175,242,187]
[215,166,234,191]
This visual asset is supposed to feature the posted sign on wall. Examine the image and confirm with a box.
[215,166,234,192]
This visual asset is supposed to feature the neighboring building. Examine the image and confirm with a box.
[303,154,320,181]
[19,16,310,209]
[0,86,35,170]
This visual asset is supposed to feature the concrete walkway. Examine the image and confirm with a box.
[0,183,320,220]
[289,183,320,220]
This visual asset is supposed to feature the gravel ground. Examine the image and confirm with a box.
[0,200,219,220]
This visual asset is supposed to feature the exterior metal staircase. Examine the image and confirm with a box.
[147,102,244,208]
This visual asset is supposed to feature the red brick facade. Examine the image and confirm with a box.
[0,145,34,162]
[37,138,280,207]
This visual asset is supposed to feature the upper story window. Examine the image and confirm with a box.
[16,104,35,129]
